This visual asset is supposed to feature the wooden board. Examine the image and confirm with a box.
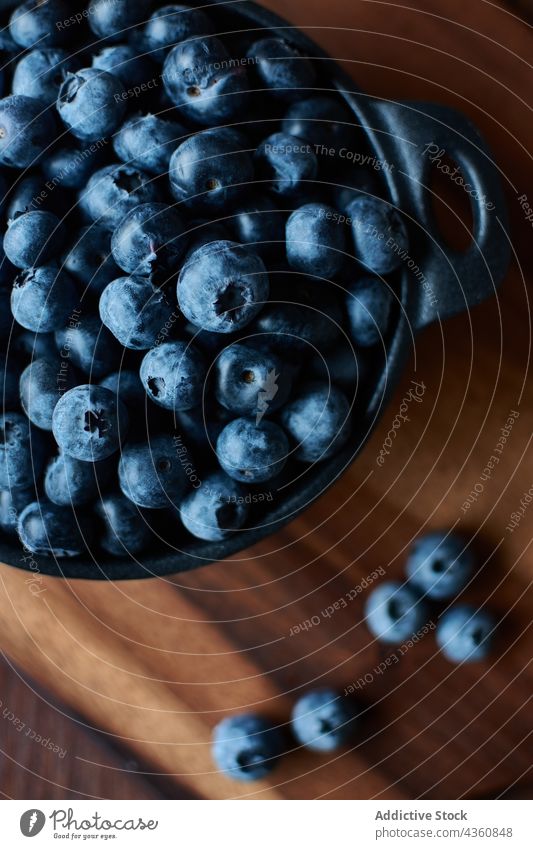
[0,0,532,799]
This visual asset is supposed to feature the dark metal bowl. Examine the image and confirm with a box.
[1,0,510,579]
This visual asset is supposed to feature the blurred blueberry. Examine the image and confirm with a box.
[283,96,357,150]
[291,689,359,752]
[232,196,286,260]
[95,492,152,556]
[87,0,152,42]
[9,0,70,49]
[18,500,91,558]
[347,196,409,275]
[247,37,316,101]
[100,370,145,409]
[43,145,107,192]
[0,485,36,535]
[20,356,76,431]
[345,277,395,347]
[255,132,318,199]
[91,44,154,88]
[365,581,428,644]
[63,226,120,297]
[437,605,495,663]
[212,714,285,782]
[142,4,213,60]
[406,531,475,600]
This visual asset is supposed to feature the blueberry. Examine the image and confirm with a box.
[286,203,347,279]
[345,277,395,347]
[365,581,428,644]
[100,276,175,350]
[214,342,291,418]
[282,96,357,150]
[406,531,475,600]
[176,402,232,451]
[44,453,112,506]
[182,220,230,264]
[178,240,269,334]
[140,340,206,411]
[0,357,21,409]
[232,195,286,260]
[11,266,78,333]
[216,417,288,483]
[57,69,126,143]
[291,689,358,752]
[142,5,213,59]
[12,48,79,107]
[13,330,57,363]
[280,381,351,463]
[212,714,285,782]
[118,435,188,509]
[20,356,76,431]
[162,36,249,126]
[95,493,152,556]
[180,471,249,541]
[100,370,145,409]
[169,128,254,213]
[7,175,49,220]
[79,164,162,231]
[251,277,342,356]
[18,500,90,558]
[0,485,36,535]
[333,169,378,215]
[53,384,128,461]
[43,144,107,191]
[4,210,64,269]
[255,132,318,199]
[0,95,56,168]
[113,113,187,176]
[436,605,495,663]
[91,45,154,88]
[63,226,120,297]
[309,344,370,392]
[87,0,152,42]
[247,37,316,101]
[347,196,409,275]
[111,203,186,276]
[55,315,121,379]
[0,412,46,490]
[9,0,70,49]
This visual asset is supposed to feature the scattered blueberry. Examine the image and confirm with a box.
[169,127,253,213]
[345,277,395,347]
[9,0,70,49]
[4,210,64,269]
[11,266,78,333]
[347,196,409,275]
[44,453,112,507]
[291,689,358,752]
[140,340,206,410]
[20,356,76,431]
[178,240,269,334]
[52,384,128,461]
[95,493,152,556]
[111,203,186,276]
[212,714,285,782]
[280,381,351,463]
[406,531,475,600]
[18,500,90,558]
[436,605,495,663]
[286,203,347,279]
[216,417,289,483]
[118,436,188,509]
[247,37,316,101]
[180,471,249,541]
[365,581,428,644]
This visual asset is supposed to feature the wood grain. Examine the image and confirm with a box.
[0,0,531,799]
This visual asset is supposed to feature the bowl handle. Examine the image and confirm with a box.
[349,98,511,330]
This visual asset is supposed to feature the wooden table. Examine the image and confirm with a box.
[0,0,531,800]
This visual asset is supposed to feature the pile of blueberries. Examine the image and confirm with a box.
[365,530,497,663]
[0,0,407,561]
[212,531,497,782]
